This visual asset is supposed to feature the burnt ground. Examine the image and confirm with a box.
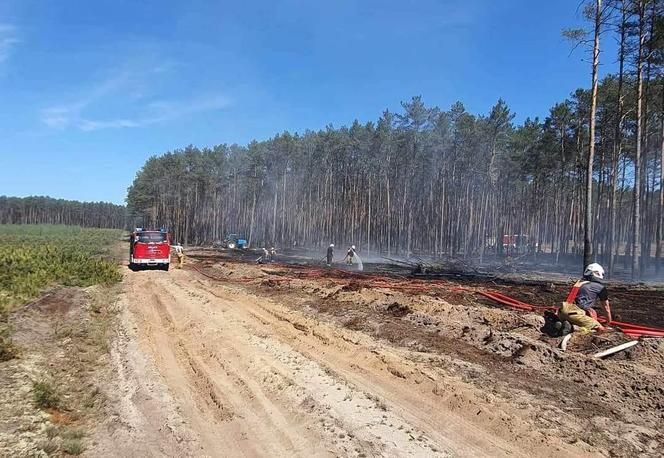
[185,247,664,457]
[413,272,664,330]
[188,247,664,329]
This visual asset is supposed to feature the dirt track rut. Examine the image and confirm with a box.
[93,268,592,457]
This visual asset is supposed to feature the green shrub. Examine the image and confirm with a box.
[32,380,60,409]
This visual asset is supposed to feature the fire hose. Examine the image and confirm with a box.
[190,263,664,339]
[464,288,664,338]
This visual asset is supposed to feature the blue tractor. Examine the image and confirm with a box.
[221,233,248,249]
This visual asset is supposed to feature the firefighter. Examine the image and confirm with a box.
[344,245,356,265]
[557,263,612,332]
[171,243,185,268]
[326,244,334,266]
[257,247,270,264]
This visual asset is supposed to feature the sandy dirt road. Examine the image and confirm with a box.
[88,266,602,458]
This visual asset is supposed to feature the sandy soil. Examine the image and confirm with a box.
[87,258,663,457]
[0,285,121,457]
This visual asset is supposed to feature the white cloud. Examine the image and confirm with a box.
[0,24,20,65]
[41,107,73,129]
[78,118,141,131]
[40,69,230,132]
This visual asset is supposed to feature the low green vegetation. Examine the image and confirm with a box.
[32,379,61,409]
[37,439,58,455]
[61,438,86,456]
[38,426,87,456]
[0,224,123,361]
[0,224,123,311]
[0,325,17,361]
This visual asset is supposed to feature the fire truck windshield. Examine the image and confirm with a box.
[136,232,167,243]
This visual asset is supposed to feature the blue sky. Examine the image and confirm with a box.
[0,0,616,205]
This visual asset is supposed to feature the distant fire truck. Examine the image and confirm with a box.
[502,234,530,255]
[129,228,171,270]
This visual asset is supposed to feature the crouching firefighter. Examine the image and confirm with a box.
[557,263,612,333]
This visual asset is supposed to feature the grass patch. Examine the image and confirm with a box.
[55,324,75,339]
[91,317,112,353]
[87,284,121,354]
[60,427,86,440]
[39,425,87,455]
[37,439,58,454]
[45,424,60,439]
[61,438,86,455]
[83,386,101,409]
[32,380,61,409]
[0,324,17,361]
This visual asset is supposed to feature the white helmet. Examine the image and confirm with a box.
[330,243,334,247]
[584,263,604,279]
[351,245,356,250]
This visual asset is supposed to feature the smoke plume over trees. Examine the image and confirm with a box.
[127,0,664,278]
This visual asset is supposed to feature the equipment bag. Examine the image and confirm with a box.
[541,310,573,337]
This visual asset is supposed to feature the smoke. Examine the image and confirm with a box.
[355,253,364,271]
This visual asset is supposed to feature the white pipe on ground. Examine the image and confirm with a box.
[593,340,638,358]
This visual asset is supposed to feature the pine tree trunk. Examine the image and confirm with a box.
[584,0,601,272]
[609,2,627,277]
[633,1,646,280]
[657,84,664,272]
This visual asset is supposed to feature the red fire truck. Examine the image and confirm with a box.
[129,228,171,270]
[501,234,529,255]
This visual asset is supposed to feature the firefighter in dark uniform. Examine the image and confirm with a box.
[557,263,612,332]
[326,244,334,266]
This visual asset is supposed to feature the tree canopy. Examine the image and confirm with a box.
[121,1,664,279]
[0,196,126,229]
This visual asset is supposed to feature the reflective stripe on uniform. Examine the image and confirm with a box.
[565,280,590,303]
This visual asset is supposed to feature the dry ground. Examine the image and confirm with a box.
[3,250,662,457]
[0,285,121,457]
[88,257,662,457]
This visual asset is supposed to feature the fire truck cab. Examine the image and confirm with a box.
[501,234,529,256]
[129,228,171,270]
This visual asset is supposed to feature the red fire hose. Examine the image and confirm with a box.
[469,288,664,338]
[191,263,664,338]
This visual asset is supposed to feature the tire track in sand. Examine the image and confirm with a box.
[121,268,592,457]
